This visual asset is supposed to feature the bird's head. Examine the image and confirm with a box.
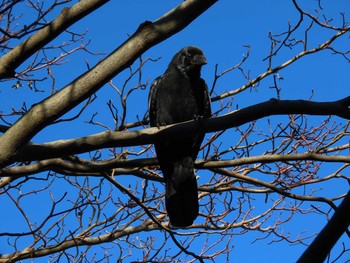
[172,46,207,77]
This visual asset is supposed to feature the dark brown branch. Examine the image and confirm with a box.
[297,191,350,263]
[13,96,350,163]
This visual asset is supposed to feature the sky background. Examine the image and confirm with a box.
[1,0,350,262]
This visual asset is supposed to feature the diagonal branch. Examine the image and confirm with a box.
[0,217,163,262]
[0,0,218,168]
[0,0,109,79]
[211,27,350,102]
[297,191,350,263]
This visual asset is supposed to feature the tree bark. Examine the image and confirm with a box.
[12,97,350,163]
[0,0,109,78]
[0,0,218,168]
[297,191,350,263]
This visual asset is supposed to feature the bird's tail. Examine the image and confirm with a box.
[165,156,199,227]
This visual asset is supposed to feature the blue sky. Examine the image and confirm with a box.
[1,1,350,262]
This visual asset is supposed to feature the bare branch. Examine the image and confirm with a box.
[11,96,350,163]
[0,0,109,78]
[0,0,218,168]
[212,28,350,101]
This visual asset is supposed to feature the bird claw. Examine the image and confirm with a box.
[193,114,204,120]
[157,122,167,129]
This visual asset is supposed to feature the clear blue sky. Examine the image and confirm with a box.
[1,1,349,262]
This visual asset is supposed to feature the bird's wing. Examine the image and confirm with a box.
[148,75,162,127]
[202,79,212,118]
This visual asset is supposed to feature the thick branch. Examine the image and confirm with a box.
[0,0,218,168]
[197,153,350,169]
[0,157,159,188]
[297,191,350,263]
[0,0,109,78]
[2,153,350,183]
[13,97,350,163]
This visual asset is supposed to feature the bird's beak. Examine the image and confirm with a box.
[194,54,207,66]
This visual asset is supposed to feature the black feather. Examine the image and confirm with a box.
[149,46,211,227]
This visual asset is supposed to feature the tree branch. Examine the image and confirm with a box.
[211,28,350,102]
[211,168,340,211]
[297,191,350,263]
[0,218,163,262]
[12,97,350,163]
[2,152,350,186]
[0,0,218,168]
[197,153,350,169]
[0,0,109,79]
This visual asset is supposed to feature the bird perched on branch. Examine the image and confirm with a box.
[148,46,211,227]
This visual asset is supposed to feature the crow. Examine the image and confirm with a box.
[148,46,211,227]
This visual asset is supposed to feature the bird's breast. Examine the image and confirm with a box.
[158,85,199,124]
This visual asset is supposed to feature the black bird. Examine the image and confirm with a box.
[148,46,211,227]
